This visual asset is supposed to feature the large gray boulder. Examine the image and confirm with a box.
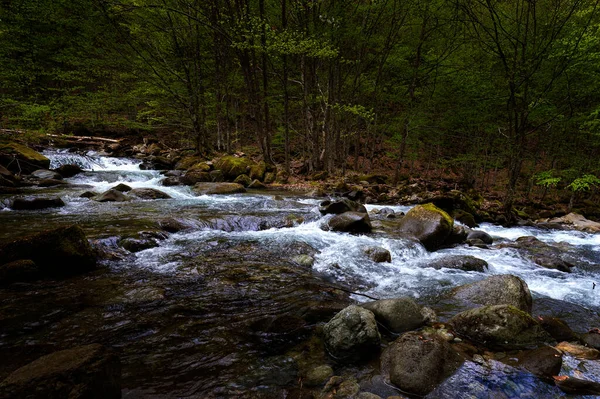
[323,305,381,359]
[364,246,391,263]
[361,298,428,333]
[0,142,50,174]
[192,182,246,195]
[0,344,121,399]
[0,225,96,277]
[426,255,488,272]
[451,274,532,313]
[328,212,372,233]
[397,204,453,251]
[381,331,462,396]
[450,305,553,349]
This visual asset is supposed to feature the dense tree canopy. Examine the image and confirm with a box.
[1,0,600,206]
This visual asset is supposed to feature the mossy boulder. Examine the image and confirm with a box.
[397,203,453,251]
[0,344,121,399]
[192,182,246,195]
[451,274,532,313]
[214,155,255,180]
[381,331,462,396]
[0,142,50,174]
[180,169,212,185]
[323,305,381,359]
[174,155,202,170]
[249,162,267,181]
[0,225,96,277]
[450,305,553,349]
[233,174,252,187]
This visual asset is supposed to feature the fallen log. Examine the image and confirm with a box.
[47,134,121,144]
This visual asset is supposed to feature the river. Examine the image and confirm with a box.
[1,149,599,398]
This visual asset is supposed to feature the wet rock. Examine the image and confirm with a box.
[161,176,181,186]
[0,225,96,277]
[248,179,266,189]
[319,376,360,399]
[233,174,252,187]
[119,237,159,252]
[0,344,121,399]
[112,183,132,192]
[31,169,63,180]
[328,212,372,233]
[362,298,427,333]
[192,182,246,195]
[55,164,83,178]
[381,331,462,396]
[499,236,572,272]
[209,169,224,182]
[0,164,16,181]
[466,230,493,244]
[319,198,367,215]
[445,224,469,245]
[532,297,600,334]
[397,203,453,251]
[0,259,38,284]
[323,305,381,359]
[364,246,391,263]
[581,330,600,350]
[124,286,165,302]
[214,155,255,180]
[465,238,489,248]
[0,142,50,174]
[554,376,600,395]
[80,191,97,199]
[556,341,599,359]
[129,188,171,199]
[451,274,532,313]
[356,393,382,399]
[304,365,333,387]
[94,189,129,202]
[264,172,276,184]
[139,155,173,170]
[450,305,552,349]
[249,161,267,181]
[549,212,600,233]
[180,169,212,185]
[159,218,194,233]
[504,346,563,379]
[452,209,477,228]
[10,197,65,210]
[537,316,580,342]
[426,255,488,272]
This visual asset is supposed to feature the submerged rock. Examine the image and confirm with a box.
[10,196,65,210]
[381,331,462,396]
[0,344,121,399]
[554,376,600,395]
[451,274,532,313]
[328,212,372,233]
[304,365,334,387]
[426,255,488,272]
[362,298,427,333]
[0,259,38,285]
[450,305,552,350]
[0,225,96,277]
[499,236,573,272]
[192,182,246,195]
[323,305,381,359]
[31,169,63,180]
[119,237,159,253]
[397,203,453,251]
[466,230,493,244]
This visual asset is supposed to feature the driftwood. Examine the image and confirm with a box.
[47,134,121,144]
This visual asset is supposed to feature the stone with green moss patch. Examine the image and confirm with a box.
[214,155,255,180]
[0,142,50,174]
[397,204,453,251]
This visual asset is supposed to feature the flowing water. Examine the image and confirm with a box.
[1,149,600,398]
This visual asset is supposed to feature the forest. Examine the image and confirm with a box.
[2,0,600,213]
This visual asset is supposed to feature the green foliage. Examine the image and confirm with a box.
[533,171,562,189]
[568,174,600,192]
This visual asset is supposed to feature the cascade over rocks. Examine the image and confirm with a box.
[450,305,553,349]
[397,203,454,251]
[381,331,463,396]
[0,142,50,174]
[0,225,96,277]
[0,344,121,399]
[323,305,381,359]
[363,246,391,263]
[361,297,428,333]
[451,274,532,313]
[499,236,573,272]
